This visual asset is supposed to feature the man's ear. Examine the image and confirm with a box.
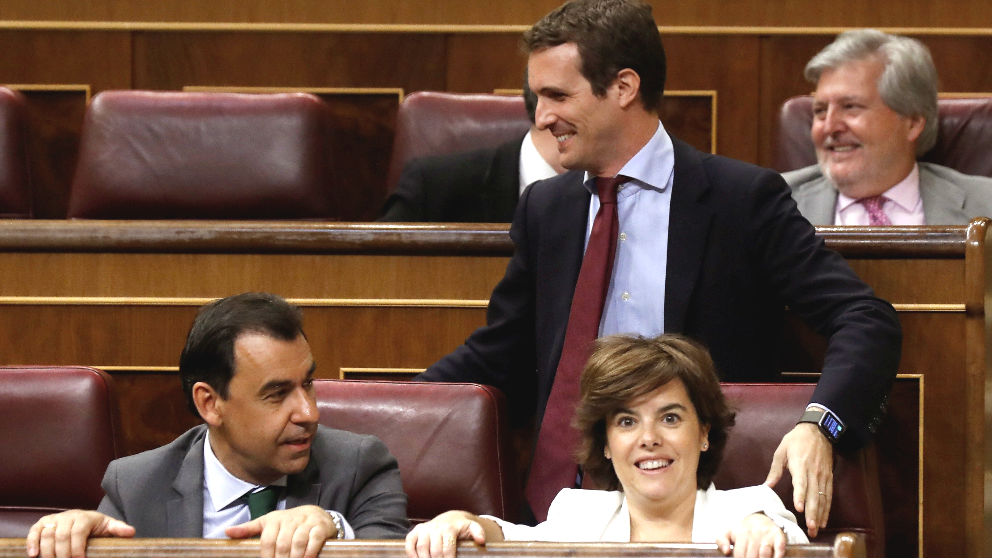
[614,68,642,109]
[905,114,926,144]
[193,381,224,426]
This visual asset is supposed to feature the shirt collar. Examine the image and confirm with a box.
[836,163,921,213]
[203,431,287,512]
[583,119,673,195]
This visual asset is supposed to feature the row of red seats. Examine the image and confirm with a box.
[4,85,988,221]
[0,366,883,554]
[0,88,531,220]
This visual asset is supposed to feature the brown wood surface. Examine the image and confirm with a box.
[1,0,991,27]
[0,220,987,557]
[0,537,861,558]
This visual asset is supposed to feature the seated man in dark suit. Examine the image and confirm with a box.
[784,29,992,225]
[27,292,408,558]
[379,83,566,222]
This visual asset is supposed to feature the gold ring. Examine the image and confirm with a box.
[817,491,826,495]
[445,536,456,546]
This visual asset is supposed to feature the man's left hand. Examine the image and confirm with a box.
[764,423,833,538]
[226,505,337,558]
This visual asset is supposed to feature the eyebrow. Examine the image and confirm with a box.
[612,402,688,416]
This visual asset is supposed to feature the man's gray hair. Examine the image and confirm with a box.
[805,29,938,155]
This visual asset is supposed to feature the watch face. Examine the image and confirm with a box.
[821,412,845,440]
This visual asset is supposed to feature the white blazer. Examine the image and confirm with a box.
[488,485,808,544]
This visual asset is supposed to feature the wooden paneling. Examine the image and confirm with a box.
[133,32,447,91]
[2,0,992,27]
[0,221,987,557]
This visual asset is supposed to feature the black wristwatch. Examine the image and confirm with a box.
[799,404,846,444]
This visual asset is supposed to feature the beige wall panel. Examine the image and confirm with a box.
[132,32,448,92]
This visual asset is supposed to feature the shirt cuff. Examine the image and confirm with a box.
[328,510,355,539]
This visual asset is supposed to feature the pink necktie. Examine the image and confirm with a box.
[525,176,625,522]
[859,195,892,226]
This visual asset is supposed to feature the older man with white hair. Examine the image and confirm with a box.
[784,29,992,225]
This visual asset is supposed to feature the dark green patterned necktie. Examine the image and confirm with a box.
[247,486,278,520]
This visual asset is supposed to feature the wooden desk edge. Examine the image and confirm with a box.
[0,220,979,257]
[0,534,863,558]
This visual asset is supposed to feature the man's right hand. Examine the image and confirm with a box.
[26,510,135,558]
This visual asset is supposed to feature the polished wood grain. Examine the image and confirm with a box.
[0,535,864,558]
[1,0,990,28]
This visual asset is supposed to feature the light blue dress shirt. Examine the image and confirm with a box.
[583,120,675,337]
[201,432,354,539]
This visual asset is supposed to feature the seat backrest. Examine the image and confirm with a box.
[67,90,335,219]
[385,91,531,194]
[314,379,519,523]
[0,87,32,218]
[775,94,992,178]
[0,366,119,536]
[715,383,884,557]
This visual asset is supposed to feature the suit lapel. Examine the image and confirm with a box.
[796,177,838,225]
[543,171,592,376]
[167,430,208,537]
[919,164,967,224]
[665,138,714,332]
[285,457,322,508]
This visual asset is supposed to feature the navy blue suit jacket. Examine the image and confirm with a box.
[418,136,900,448]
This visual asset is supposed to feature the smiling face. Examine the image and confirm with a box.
[811,56,924,199]
[605,378,709,515]
[199,332,319,485]
[528,42,627,177]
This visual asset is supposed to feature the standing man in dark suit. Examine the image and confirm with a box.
[417,0,900,537]
[379,83,565,222]
[27,292,408,558]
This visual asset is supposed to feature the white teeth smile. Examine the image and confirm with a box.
[556,134,574,143]
[830,145,857,152]
[637,459,672,470]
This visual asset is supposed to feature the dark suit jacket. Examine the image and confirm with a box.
[97,424,409,539]
[379,136,523,222]
[418,137,901,448]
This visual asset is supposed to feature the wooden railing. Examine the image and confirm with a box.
[0,533,866,558]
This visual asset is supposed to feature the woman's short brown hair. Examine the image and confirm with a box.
[573,334,736,490]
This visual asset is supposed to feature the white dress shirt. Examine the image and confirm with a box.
[583,120,675,337]
[201,432,354,539]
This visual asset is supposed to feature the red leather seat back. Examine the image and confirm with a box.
[716,383,884,556]
[385,91,530,194]
[775,94,992,178]
[67,90,334,219]
[0,87,32,218]
[0,367,119,536]
[314,379,519,523]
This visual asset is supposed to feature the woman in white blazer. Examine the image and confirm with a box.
[406,334,808,558]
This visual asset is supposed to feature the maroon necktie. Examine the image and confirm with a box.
[525,175,625,521]
[858,195,892,226]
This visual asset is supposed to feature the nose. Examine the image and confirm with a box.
[291,388,318,425]
[535,97,555,131]
[821,105,845,134]
[638,424,661,447]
